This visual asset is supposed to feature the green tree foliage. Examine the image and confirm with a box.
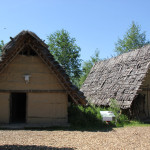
[47,29,82,85]
[0,40,4,55]
[79,50,100,87]
[115,21,149,55]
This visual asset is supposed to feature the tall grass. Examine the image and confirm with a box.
[68,103,129,129]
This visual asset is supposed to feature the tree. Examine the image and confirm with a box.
[47,29,82,85]
[0,40,4,55]
[79,50,100,88]
[115,21,149,55]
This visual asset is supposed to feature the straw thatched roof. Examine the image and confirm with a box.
[81,45,150,109]
[1,30,86,105]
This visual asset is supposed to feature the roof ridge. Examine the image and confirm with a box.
[96,44,150,64]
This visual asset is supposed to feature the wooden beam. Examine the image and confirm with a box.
[0,89,66,93]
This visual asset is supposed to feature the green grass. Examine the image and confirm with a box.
[68,104,150,129]
[124,120,150,127]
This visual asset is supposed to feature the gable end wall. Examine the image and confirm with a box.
[0,55,68,124]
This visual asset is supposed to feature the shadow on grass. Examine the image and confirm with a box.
[0,145,74,150]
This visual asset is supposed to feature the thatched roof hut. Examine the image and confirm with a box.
[1,30,86,105]
[81,45,150,118]
[0,30,86,126]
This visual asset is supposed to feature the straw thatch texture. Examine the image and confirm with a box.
[1,30,86,105]
[81,45,150,109]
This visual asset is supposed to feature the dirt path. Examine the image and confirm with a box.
[0,127,150,149]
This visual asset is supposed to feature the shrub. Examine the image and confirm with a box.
[68,100,129,128]
[109,99,129,126]
[68,104,104,128]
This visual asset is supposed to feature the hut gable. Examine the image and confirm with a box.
[81,45,150,109]
[1,30,86,105]
[0,55,64,91]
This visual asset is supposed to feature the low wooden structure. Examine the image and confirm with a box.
[81,45,150,119]
[0,31,86,125]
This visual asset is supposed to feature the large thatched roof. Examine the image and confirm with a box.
[1,30,86,105]
[81,45,150,109]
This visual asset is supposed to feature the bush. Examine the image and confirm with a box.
[68,104,104,128]
[68,100,129,128]
[109,99,129,126]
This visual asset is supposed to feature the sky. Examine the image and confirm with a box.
[0,0,150,62]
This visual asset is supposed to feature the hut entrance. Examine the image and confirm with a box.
[10,93,26,123]
[131,94,146,119]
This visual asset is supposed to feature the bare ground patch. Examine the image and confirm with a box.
[0,127,150,149]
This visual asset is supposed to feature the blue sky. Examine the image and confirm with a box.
[0,0,150,62]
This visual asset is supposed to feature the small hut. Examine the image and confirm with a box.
[0,31,86,126]
[81,45,150,119]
